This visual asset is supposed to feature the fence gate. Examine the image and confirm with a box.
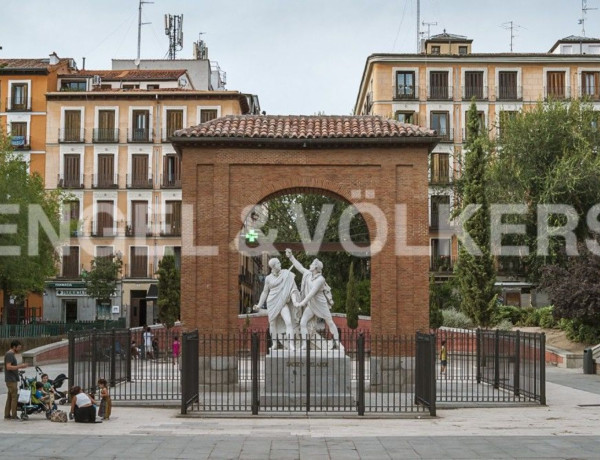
[181,330,199,414]
[415,332,436,416]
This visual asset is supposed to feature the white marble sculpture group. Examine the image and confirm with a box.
[254,249,339,351]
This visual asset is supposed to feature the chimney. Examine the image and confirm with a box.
[49,52,59,65]
[82,57,86,70]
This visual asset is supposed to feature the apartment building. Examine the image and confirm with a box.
[354,33,600,306]
[43,68,260,326]
[0,53,77,322]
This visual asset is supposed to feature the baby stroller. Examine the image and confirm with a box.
[35,366,69,405]
[17,371,52,420]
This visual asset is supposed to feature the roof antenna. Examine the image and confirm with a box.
[137,0,154,62]
[501,21,524,52]
[579,0,597,37]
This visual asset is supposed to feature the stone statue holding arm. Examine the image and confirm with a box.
[254,257,300,350]
[285,248,339,349]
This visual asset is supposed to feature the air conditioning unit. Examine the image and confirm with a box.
[92,75,102,86]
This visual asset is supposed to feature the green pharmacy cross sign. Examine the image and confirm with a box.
[245,229,259,243]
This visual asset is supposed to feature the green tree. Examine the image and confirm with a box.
[157,254,180,328]
[345,261,359,329]
[82,254,123,313]
[0,129,64,322]
[454,101,497,327]
[488,100,600,281]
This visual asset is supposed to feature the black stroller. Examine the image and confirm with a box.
[34,366,69,405]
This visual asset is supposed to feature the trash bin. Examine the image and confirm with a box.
[583,348,595,374]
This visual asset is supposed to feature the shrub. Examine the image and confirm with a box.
[520,307,539,326]
[495,319,513,331]
[559,318,600,344]
[442,309,474,329]
[538,306,556,328]
[494,305,524,326]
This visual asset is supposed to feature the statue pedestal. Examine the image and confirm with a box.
[262,347,353,407]
[369,356,415,392]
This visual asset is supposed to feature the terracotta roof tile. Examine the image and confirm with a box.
[0,58,53,69]
[174,115,435,139]
[57,69,187,80]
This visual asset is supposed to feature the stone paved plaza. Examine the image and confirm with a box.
[1,365,600,459]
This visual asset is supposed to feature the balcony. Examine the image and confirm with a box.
[93,128,120,143]
[159,224,182,237]
[125,263,152,279]
[128,128,153,143]
[92,174,119,189]
[125,223,153,237]
[10,135,30,150]
[160,174,181,188]
[462,85,488,100]
[430,255,453,272]
[427,86,453,101]
[126,174,153,189]
[90,221,116,238]
[544,86,571,101]
[496,86,522,101]
[429,174,451,186]
[431,128,453,143]
[393,85,420,100]
[161,128,182,142]
[58,128,85,143]
[57,174,84,189]
[6,97,32,112]
[581,87,600,101]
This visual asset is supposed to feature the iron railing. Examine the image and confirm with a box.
[427,86,453,100]
[0,319,125,338]
[57,173,84,189]
[58,128,85,143]
[497,86,522,101]
[10,135,31,150]
[181,330,199,414]
[126,174,153,189]
[128,128,153,143]
[393,85,420,100]
[160,174,181,188]
[6,97,32,111]
[92,174,119,189]
[544,86,571,100]
[462,85,488,100]
[93,128,120,143]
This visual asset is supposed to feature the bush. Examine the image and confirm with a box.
[558,318,600,344]
[520,307,539,326]
[442,309,474,329]
[495,319,513,331]
[494,305,524,326]
[538,306,556,328]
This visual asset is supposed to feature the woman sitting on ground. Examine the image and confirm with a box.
[69,386,97,423]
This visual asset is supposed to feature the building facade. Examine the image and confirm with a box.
[354,33,600,306]
[43,68,260,326]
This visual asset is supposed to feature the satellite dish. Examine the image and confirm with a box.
[134,58,141,67]
[178,76,188,87]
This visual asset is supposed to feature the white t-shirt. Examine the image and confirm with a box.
[75,392,92,407]
[143,331,153,348]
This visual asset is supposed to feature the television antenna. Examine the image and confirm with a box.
[165,14,184,60]
[579,0,597,36]
[137,0,153,62]
[421,20,438,40]
[501,21,524,52]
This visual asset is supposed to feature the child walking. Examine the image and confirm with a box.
[440,340,447,377]
[172,336,181,369]
[97,378,112,420]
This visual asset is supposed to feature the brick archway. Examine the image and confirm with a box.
[172,115,439,336]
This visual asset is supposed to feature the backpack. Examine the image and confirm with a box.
[50,410,68,423]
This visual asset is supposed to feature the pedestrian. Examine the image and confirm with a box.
[4,339,28,421]
[172,336,180,368]
[131,340,140,359]
[97,378,111,420]
[440,340,447,376]
[143,327,154,359]
[69,386,98,423]
[152,336,159,359]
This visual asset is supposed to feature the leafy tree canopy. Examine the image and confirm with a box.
[82,254,123,304]
[157,254,180,328]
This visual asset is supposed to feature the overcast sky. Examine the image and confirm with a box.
[1,0,598,115]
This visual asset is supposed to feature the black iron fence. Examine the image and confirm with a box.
[181,330,199,414]
[1,319,126,338]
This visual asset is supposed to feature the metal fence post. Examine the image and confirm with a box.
[514,330,520,396]
[251,332,259,415]
[127,329,132,383]
[110,329,116,388]
[357,333,365,416]
[306,337,311,413]
[68,331,75,401]
[91,329,98,395]
[494,329,500,389]
[540,332,546,405]
[429,333,437,417]
[476,328,481,384]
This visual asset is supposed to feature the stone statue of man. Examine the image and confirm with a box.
[286,249,339,349]
[254,257,300,350]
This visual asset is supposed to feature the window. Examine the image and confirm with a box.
[430,111,450,141]
[429,71,449,99]
[130,246,148,278]
[10,122,28,149]
[165,200,182,236]
[61,154,82,188]
[464,71,484,99]
[498,71,518,100]
[430,152,450,184]
[96,154,116,188]
[129,154,150,188]
[123,84,140,90]
[430,195,450,229]
[164,246,182,269]
[200,109,218,123]
[464,111,485,140]
[147,84,160,90]
[396,111,417,124]
[395,71,415,99]
[498,111,518,140]
[10,83,28,110]
[95,201,114,237]
[96,246,113,259]
[95,109,117,142]
[162,154,181,187]
[165,109,184,139]
[131,110,150,142]
[62,246,80,278]
[63,199,80,236]
[130,200,149,236]
[63,110,82,142]
[430,239,451,271]
[459,46,468,55]
[96,303,112,320]
[582,71,599,99]
[60,80,87,91]
[431,46,441,55]
[547,71,566,99]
